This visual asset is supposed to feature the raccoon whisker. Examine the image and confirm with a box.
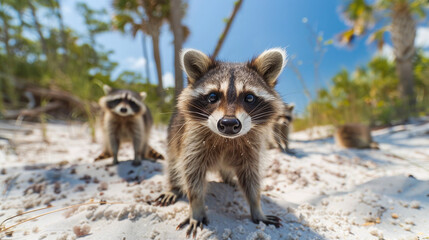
[182,111,210,120]
[252,115,277,122]
[247,101,265,116]
[180,109,209,116]
[168,119,193,146]
[251,107,277,116]
[187,103,211,116]
[252,110,277,116]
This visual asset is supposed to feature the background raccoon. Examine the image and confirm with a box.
[155,48,287,237]
[335,124,379,149]
[96,85,163,165]
[268,103,294,153]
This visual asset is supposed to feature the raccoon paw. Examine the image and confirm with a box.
[132,159,141,166]
[94,152,112,161]
[154,192,178,206]
[253,215,282,228]
[284,149,296,155]
[176,216,208,239]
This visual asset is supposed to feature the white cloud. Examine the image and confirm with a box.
[163,72,175,88]
[125,57,147,70]
[375,44,394,61]
[415,27,429,48]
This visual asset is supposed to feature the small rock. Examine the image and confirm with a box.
[410,201,420,209]
[98,182,108,191]
[54,182,61,194]
[73,224,91,237]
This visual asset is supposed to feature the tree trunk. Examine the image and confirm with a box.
[17,10,25,36]
[141,33,151,84]
[390,4,416,118]
[151,32,165,102]
[28,1,49,58]
[54,0,68,67]
[170,0,184,100]
[212,0,243,59]
[0,11,12,57]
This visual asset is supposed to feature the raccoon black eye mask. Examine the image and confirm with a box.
[155,48,287,238]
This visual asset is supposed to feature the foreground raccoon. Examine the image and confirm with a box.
[269,103,294,152]
[335,124,379,149]
[96,85,164,165]
[155,48,286,237]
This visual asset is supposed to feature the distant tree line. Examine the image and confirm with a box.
[294,51,429,131]
[294,0,429,130]
[0,0,244,126]
[0,0,188,124]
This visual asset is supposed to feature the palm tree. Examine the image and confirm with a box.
[113,0,169,102]
[0,4,13,58]
[50,0,68,67]
[212,0,243,58]
[76,3,109,50]
[27,0,49,58]
[169,0,190,99]
[339,0,428,117]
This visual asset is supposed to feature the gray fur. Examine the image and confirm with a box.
[269,103,294,152]
[155,48,287,237]
[96,86,163,165]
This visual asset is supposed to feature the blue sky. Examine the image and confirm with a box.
[58,0,428,114]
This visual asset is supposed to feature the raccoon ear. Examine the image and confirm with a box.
[181,49,213,84]
[249,48,287,87]
[103,85,112,94]
[140,92,147,101]
[287,103,294,111]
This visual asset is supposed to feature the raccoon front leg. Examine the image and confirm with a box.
[108,133,120,165]
[132,134,142,166]
[236,166,282,228]
[176,157,208,238]
[154,159,182,206]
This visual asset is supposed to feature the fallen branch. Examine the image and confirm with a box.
[26,87,100,113]
[3,101,62,119]
[26,87,81,107]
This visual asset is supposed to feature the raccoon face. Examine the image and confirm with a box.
[99,86,147,117]
[179,48,287,139]
[278,104,294,125]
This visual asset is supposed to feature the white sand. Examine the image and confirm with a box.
[0,120,428,240]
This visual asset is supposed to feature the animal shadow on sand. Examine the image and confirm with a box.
[115,159,163,183]
[153,180,326,240]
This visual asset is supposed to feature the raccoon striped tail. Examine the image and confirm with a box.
[95,151,112,161]
[146,146,165,161]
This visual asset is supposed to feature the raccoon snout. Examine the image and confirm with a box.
[217,117,242,135]
[120,107,127,113]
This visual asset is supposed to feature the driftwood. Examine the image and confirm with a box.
[25,87,99,112]
[1,86,100,120]
[3,101,62,119]
[0,122,34,133]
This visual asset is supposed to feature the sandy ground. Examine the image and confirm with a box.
[0,120,428,240]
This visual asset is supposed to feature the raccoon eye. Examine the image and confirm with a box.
[207,93,219,103]
[245,94,255,103]
[107,99,121,109]
[129,100,141,113]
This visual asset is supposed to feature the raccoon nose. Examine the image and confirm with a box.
[120,107,127,113]
[218,117,242,135]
